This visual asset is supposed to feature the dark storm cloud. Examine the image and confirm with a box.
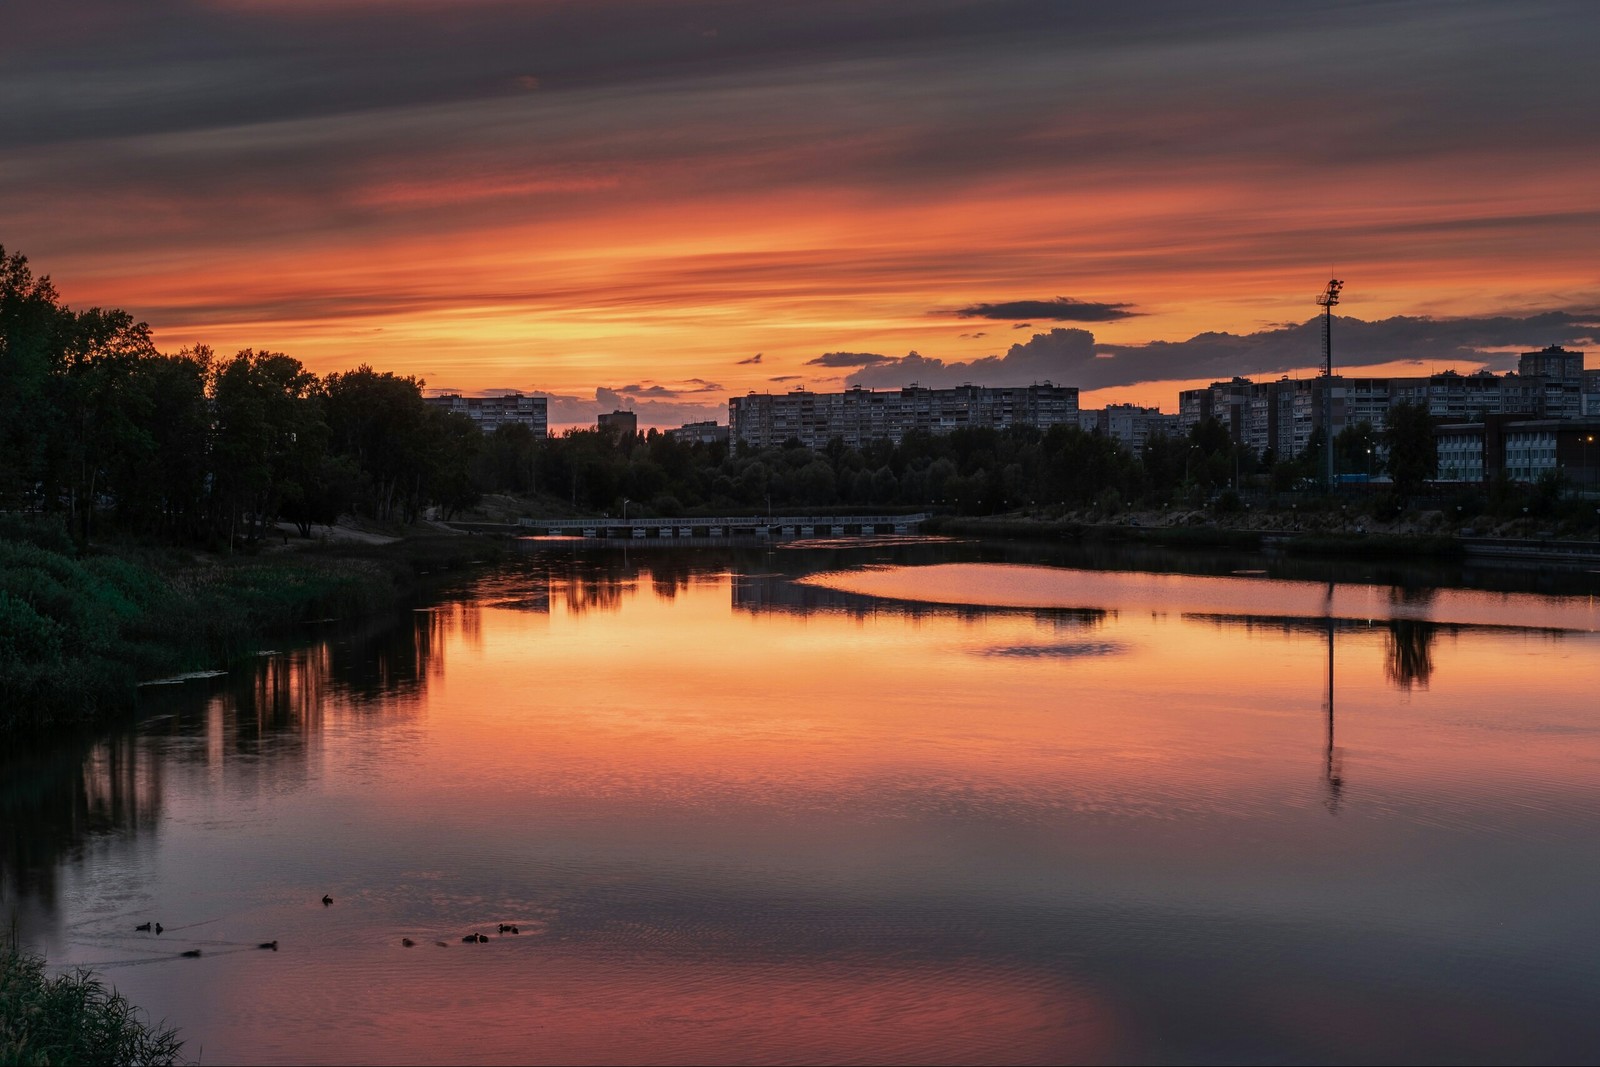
[805,351,896,368]
[7,0,1596,253]
[951,297,1140,322]
[0,1,1180,147]
[844,313,1600,392]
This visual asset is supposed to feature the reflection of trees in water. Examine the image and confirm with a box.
[559,572,630,615]
[1187,611,1452,694]
[1383,586,1439,691]
[317,608,450,705]
[0,734,161,919]
[1384,618,1441,691]
[521,552,717,615]
[0,604,458,916]
[731,571,1109,628]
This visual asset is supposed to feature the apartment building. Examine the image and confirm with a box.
[425,392,548,436]
[1077,404,1181,451]
[728,383,1079,451]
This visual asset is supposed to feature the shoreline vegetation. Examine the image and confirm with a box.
[0,515,510,739]
[0,939,185,1066]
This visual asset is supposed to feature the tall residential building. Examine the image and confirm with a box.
[728,383,1079,451]
[1178,378,1252,440]
[1090,404,1181,451]
[1183,364,1580,462]
[1582,369,1600,417]
[597,410,639,440]
[424,392,548,436]
[1519,345,1585,420]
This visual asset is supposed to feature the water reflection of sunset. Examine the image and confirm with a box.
[11,550,1600,1063]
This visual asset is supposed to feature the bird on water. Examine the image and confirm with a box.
[322,894,333,906]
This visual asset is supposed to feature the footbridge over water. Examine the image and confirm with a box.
[519,514,931,541]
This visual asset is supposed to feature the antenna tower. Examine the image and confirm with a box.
[1316,277,1344,492]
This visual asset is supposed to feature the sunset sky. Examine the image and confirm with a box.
[4,1,1597,427]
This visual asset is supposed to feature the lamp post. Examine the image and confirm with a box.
[623,497,631,523]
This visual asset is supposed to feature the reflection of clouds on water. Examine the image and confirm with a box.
[978,642,1126,659]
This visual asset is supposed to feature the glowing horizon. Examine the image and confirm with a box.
[5,2,1596,427]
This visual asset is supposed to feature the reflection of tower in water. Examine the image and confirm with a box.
[1322,583,1442,811]
[1323,582,1343,813]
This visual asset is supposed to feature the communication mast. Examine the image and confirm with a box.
[1316,277,1344,492]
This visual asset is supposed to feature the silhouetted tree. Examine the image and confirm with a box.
[1384,401,1437,500]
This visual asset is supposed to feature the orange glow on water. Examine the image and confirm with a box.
[26,555,1600,1063]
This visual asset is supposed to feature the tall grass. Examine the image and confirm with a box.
[0,941,186,1066]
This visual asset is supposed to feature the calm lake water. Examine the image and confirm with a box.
[5,539,1600,1065]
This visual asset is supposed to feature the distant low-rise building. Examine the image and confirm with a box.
[1434,416,1600,487]
[667,420,729,445]
[425,392,547,436]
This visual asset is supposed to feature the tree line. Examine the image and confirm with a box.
[3,246,1440,549]
[2,248,483,547]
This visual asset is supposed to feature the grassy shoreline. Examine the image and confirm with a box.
[0,519,513,738]
[1,941,185,1066]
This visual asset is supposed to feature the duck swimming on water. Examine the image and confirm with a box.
[180,949,202,958]
[322,894,333,906]
[258,941,278,951]
[135,922,152,932]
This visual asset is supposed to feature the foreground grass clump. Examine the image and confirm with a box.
[0,943,185,1066]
